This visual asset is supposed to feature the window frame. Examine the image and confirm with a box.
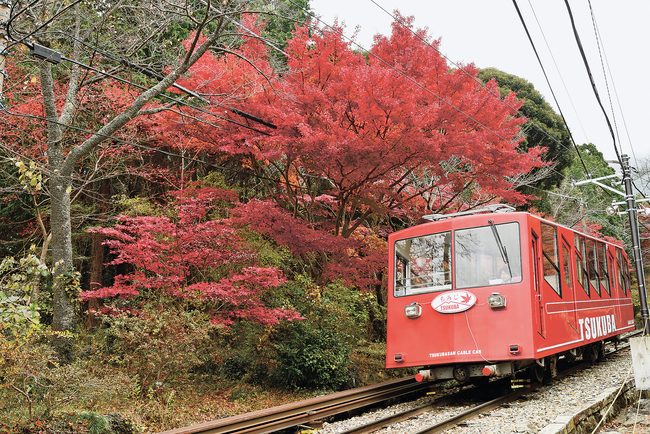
[393,231,453,297]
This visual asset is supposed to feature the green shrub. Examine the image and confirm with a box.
[270,321,351,390]
[266,275,381,390]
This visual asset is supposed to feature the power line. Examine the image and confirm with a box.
[562,0,621,165]
[5,1,278,134]
[587,0,639,167]
[511,0,590,177]
[524,0,590,150]
[587,0,623,162]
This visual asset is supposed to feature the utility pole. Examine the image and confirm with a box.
[0,0,9,98]
[573,154,650,335]
[622,154,650,335]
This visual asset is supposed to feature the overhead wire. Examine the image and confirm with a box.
[511,0,591,177]
[59,55,274,136]
[42,29,278,129]
[5,0,83,53]
[511,0,639,210]
[525,0,590,149]
[587,0,624,163]
[562,0,621,165]
[585,1,648,204]
[4,0,278,134]
[588,0,640,169]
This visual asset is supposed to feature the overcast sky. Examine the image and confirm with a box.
[309,0,649,175]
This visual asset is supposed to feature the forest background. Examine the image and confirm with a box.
[1,1,649,433]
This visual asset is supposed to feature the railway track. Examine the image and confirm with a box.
[160,333,638,434]
[157,376,437,434]
[333,336,638,434]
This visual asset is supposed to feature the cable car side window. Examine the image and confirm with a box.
[623,257,631,295]
[575,250,586,296]
[454,222,522,289]
[586,238,601,296]
[617,250,628,296]
[598,242,610,296]
[541,223,561,297]
[575,234,589,297]
[394,231,452,296]
[562,240,572,290]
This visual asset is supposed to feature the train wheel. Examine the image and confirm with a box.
[587,344,599,363]
[565,348,578,362]
[529,364,545,383]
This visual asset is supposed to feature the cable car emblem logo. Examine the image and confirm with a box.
[432,290,477,314]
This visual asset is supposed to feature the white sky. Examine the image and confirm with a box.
[309,0,650,173]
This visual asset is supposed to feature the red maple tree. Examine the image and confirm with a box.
[80,185,302,326]
[154,13,544,237]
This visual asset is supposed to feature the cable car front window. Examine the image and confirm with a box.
[394,232,452,296]
[454,222,522,289]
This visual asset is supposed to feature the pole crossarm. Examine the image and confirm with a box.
[572,174,624,197]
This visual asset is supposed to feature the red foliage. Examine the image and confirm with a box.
[151,12,545,237]
[80,185,302,326]
[231,199,386,289]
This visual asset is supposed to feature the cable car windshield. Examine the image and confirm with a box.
[455,222,522,289]
[394,231,452,296]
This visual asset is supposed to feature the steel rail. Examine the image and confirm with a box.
[411,386,535,434]
[157,376,434,434]
[336,384,484,434]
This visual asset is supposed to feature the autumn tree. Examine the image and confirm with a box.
[158,14,545,240]
[2,0,303,358]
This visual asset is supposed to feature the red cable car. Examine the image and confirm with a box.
[385,205,635,382]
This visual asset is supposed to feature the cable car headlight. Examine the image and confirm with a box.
[488,293,506,309]
[404,302,422,318]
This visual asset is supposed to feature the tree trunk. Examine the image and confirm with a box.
[40,59,76,361]
[86,180,110,328]
[49,166,75,361]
